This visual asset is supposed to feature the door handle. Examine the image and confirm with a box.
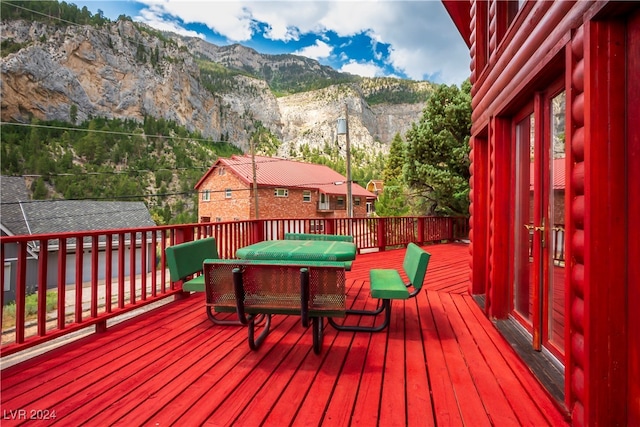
[534,226,545,232]
[524,224,534,231]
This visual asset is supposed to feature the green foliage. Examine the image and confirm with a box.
[2,290,58,328]
[1,39,28,56]
[296,142,386,190]
[383,133,406,182]
[0,1,109,26]
[250,121,280,156]
[0,116,242,224]
[404,80,472,216]
[374,180,410,217]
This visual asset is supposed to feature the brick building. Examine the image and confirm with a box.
[195,155,376,222]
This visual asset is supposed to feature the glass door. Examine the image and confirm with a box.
[512,86,566,359]
[513,111,535,327]
[544,90,566,356]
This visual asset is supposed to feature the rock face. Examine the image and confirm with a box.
[1,19,431,154]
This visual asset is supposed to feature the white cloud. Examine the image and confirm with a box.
[136,5,205,39]
[133,1,471,84]
[294,40,333,60]
[340,60,384,78]
[138,0,256,41]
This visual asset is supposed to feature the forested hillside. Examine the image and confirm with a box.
[1,116,241,224]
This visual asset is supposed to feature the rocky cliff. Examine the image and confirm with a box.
[1,18,433,155]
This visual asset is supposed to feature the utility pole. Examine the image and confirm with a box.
[338,102,353,219]
[250,136,259,219]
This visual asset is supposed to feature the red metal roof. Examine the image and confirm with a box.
[530,158,566,190]
[197,155,376,198]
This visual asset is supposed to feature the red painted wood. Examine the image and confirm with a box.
[37,239,47,337]
[0,244,568,426]
[471,136,489,295]
[313,284,377,425]
[628,10,640,426]
[489,117,511,319]
[584,19,628,426]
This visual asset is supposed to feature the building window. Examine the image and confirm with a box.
[200,216,211,223]
[337,196,345,207]
[354,197,361,206]
[218,167,225,175]
[216,217,222,222]
[274,188,288,197]
[303,191,311,202]
[310,220,324,232]
[225,189,232,198]
[202,190,210,201]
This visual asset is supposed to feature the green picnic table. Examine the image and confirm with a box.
[236,239,357,262]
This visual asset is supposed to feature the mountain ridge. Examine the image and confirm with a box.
[1,13,434,155]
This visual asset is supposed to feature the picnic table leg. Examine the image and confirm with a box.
[312,317,323,354]
[248,314,272,350]
[206,307,266,326]
[300,268,310,327]
[326,299,392,332]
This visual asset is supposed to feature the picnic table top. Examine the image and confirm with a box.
[235,239,357,262]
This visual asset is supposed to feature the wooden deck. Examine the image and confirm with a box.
[0,243,568,426]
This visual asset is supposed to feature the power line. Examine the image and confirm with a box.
[0,121,230,145]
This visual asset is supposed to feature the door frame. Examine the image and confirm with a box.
[510,77,566,356]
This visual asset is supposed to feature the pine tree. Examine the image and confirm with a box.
[404,80,471,216]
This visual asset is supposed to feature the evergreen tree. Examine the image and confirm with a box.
[404,80,471,216]
[374,180,410,217]
[383,132,406,182]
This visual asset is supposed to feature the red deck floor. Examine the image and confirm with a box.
[0,243,568,426]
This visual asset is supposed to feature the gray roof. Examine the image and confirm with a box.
[1,176,156,236]
[1,176,31,235]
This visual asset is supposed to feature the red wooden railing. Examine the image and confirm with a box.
[0,216,467,356]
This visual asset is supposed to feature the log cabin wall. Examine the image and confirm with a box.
[628,11,640,426]
[463,1,638,426]
[566,24,586,427]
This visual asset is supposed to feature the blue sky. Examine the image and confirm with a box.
[72,1,470,85]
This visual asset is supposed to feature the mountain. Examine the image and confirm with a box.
[1,15,435,157]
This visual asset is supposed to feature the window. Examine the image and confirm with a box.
[200,216,211,223]
[310,220,324,232]
[225,189,232,198]
[202,190,210,201]
[218,167,225,175]
[274,188,288,197]
[337,196,345,207]
[354,197,361,206]
[303,191,311,202]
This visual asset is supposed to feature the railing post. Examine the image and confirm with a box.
[377,218,387,251]
[325,219,335,235]
[417,217,425,245]
[15,242,27,344]
[252,219,264,243]
[175,226,194,245]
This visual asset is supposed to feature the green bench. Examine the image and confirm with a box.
[166,237,245,326]
[203,259,347,354]
[165,237,218,292]
[327,242,430,332]
[284,233,354,243]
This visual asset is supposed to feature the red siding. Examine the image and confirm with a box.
[567,24,586,426]
[460,1,638,425]
[628,11,640,426]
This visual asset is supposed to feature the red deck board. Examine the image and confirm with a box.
[0,243,568,426]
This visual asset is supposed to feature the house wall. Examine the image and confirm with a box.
[466,1,637,425]
[197,167,369,221]
[197,168,251,222]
